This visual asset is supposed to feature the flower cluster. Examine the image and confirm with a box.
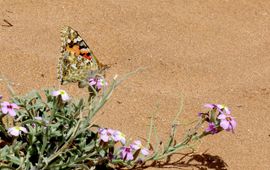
[200,104,236,134]
[0,95,28,136]
[98,128,150,162]
[98,128,126,145]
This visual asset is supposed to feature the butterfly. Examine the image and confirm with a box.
[57,26,108,86]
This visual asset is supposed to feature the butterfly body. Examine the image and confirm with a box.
[58,26,106,85]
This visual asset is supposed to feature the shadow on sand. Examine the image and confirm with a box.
[134,151,228,170]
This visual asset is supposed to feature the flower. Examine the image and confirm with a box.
[89,78,97,86]
[98,128,126,144]
[120,146,134,161]
[0,95,2,100]
[216,104,231,114]
[89,77,108,90]
[130,140,142,150]
[1,101,19,117]
[96,78,108,89]
[130,140,149,156]
[205,122,218,134]
[8,126,28,136]
[218,114,236,132]
[204,103,216,109]
[204,103,231,114]
[141,148,149,156]
[52,90,70,101]
[98,128,115,143]
[112,130,126,145]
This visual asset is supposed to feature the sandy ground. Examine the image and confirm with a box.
[0,0,270,169]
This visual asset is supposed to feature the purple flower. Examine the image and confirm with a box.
[99,128,112,142]
[89,78,97,86]
[204,103,231,114]
[112,130,126,145]
[1,101,19,117]
[120,146,134,161]
[52,90,70,101]
[141,148,150,156]
[96,78,108,89]
[130,140,142,150]
[8,126,28,136]
[0,95,2,100]
[98,128,116,143]
[130,140,150,156]
[98,128,126,144]
[218,114,236,132]
[89,77,108,90]
[205,122,218,134]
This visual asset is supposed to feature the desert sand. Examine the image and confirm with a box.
[0,0,269,169]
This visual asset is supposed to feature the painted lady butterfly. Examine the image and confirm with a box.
[58,26,107,86]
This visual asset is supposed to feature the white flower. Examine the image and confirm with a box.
[52,90,70,101]
[8,126,28,136]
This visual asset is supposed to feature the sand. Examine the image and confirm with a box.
[0,0,269,169]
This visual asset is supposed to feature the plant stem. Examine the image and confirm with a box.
[42,119,82,170]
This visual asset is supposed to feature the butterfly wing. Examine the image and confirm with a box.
[58,26,105,85]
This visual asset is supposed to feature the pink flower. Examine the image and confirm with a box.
[52,90,70,101]
[96,78,108,89]
[89,78,97,86]
[89,77,108,90]
[120,146,134,161]
[130,140,142,150]
[98,128,126,145]
[218,114,236,132]
[8,126,28,136]
[1,101,19,117]
[141,148,149,156]
[130,140,149,156]
[98,128,116,143]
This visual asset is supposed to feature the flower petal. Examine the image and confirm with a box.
[1,107,8,114]
[220,120,230,130]
[8,109,16,117]
[126,152,134,161]
[1,101,9,107]
[130,140,142,150]
[141,148,149,156]
[11,103,19,109]
[230,119,237,129]
[52,90,60,96]
[217,114,226,120]
[204,104,215,109]
[19,127,28,133]
[61,93,70,101]
[8,128,20,136]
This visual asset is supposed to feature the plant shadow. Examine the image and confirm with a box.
[134,151,228,170]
